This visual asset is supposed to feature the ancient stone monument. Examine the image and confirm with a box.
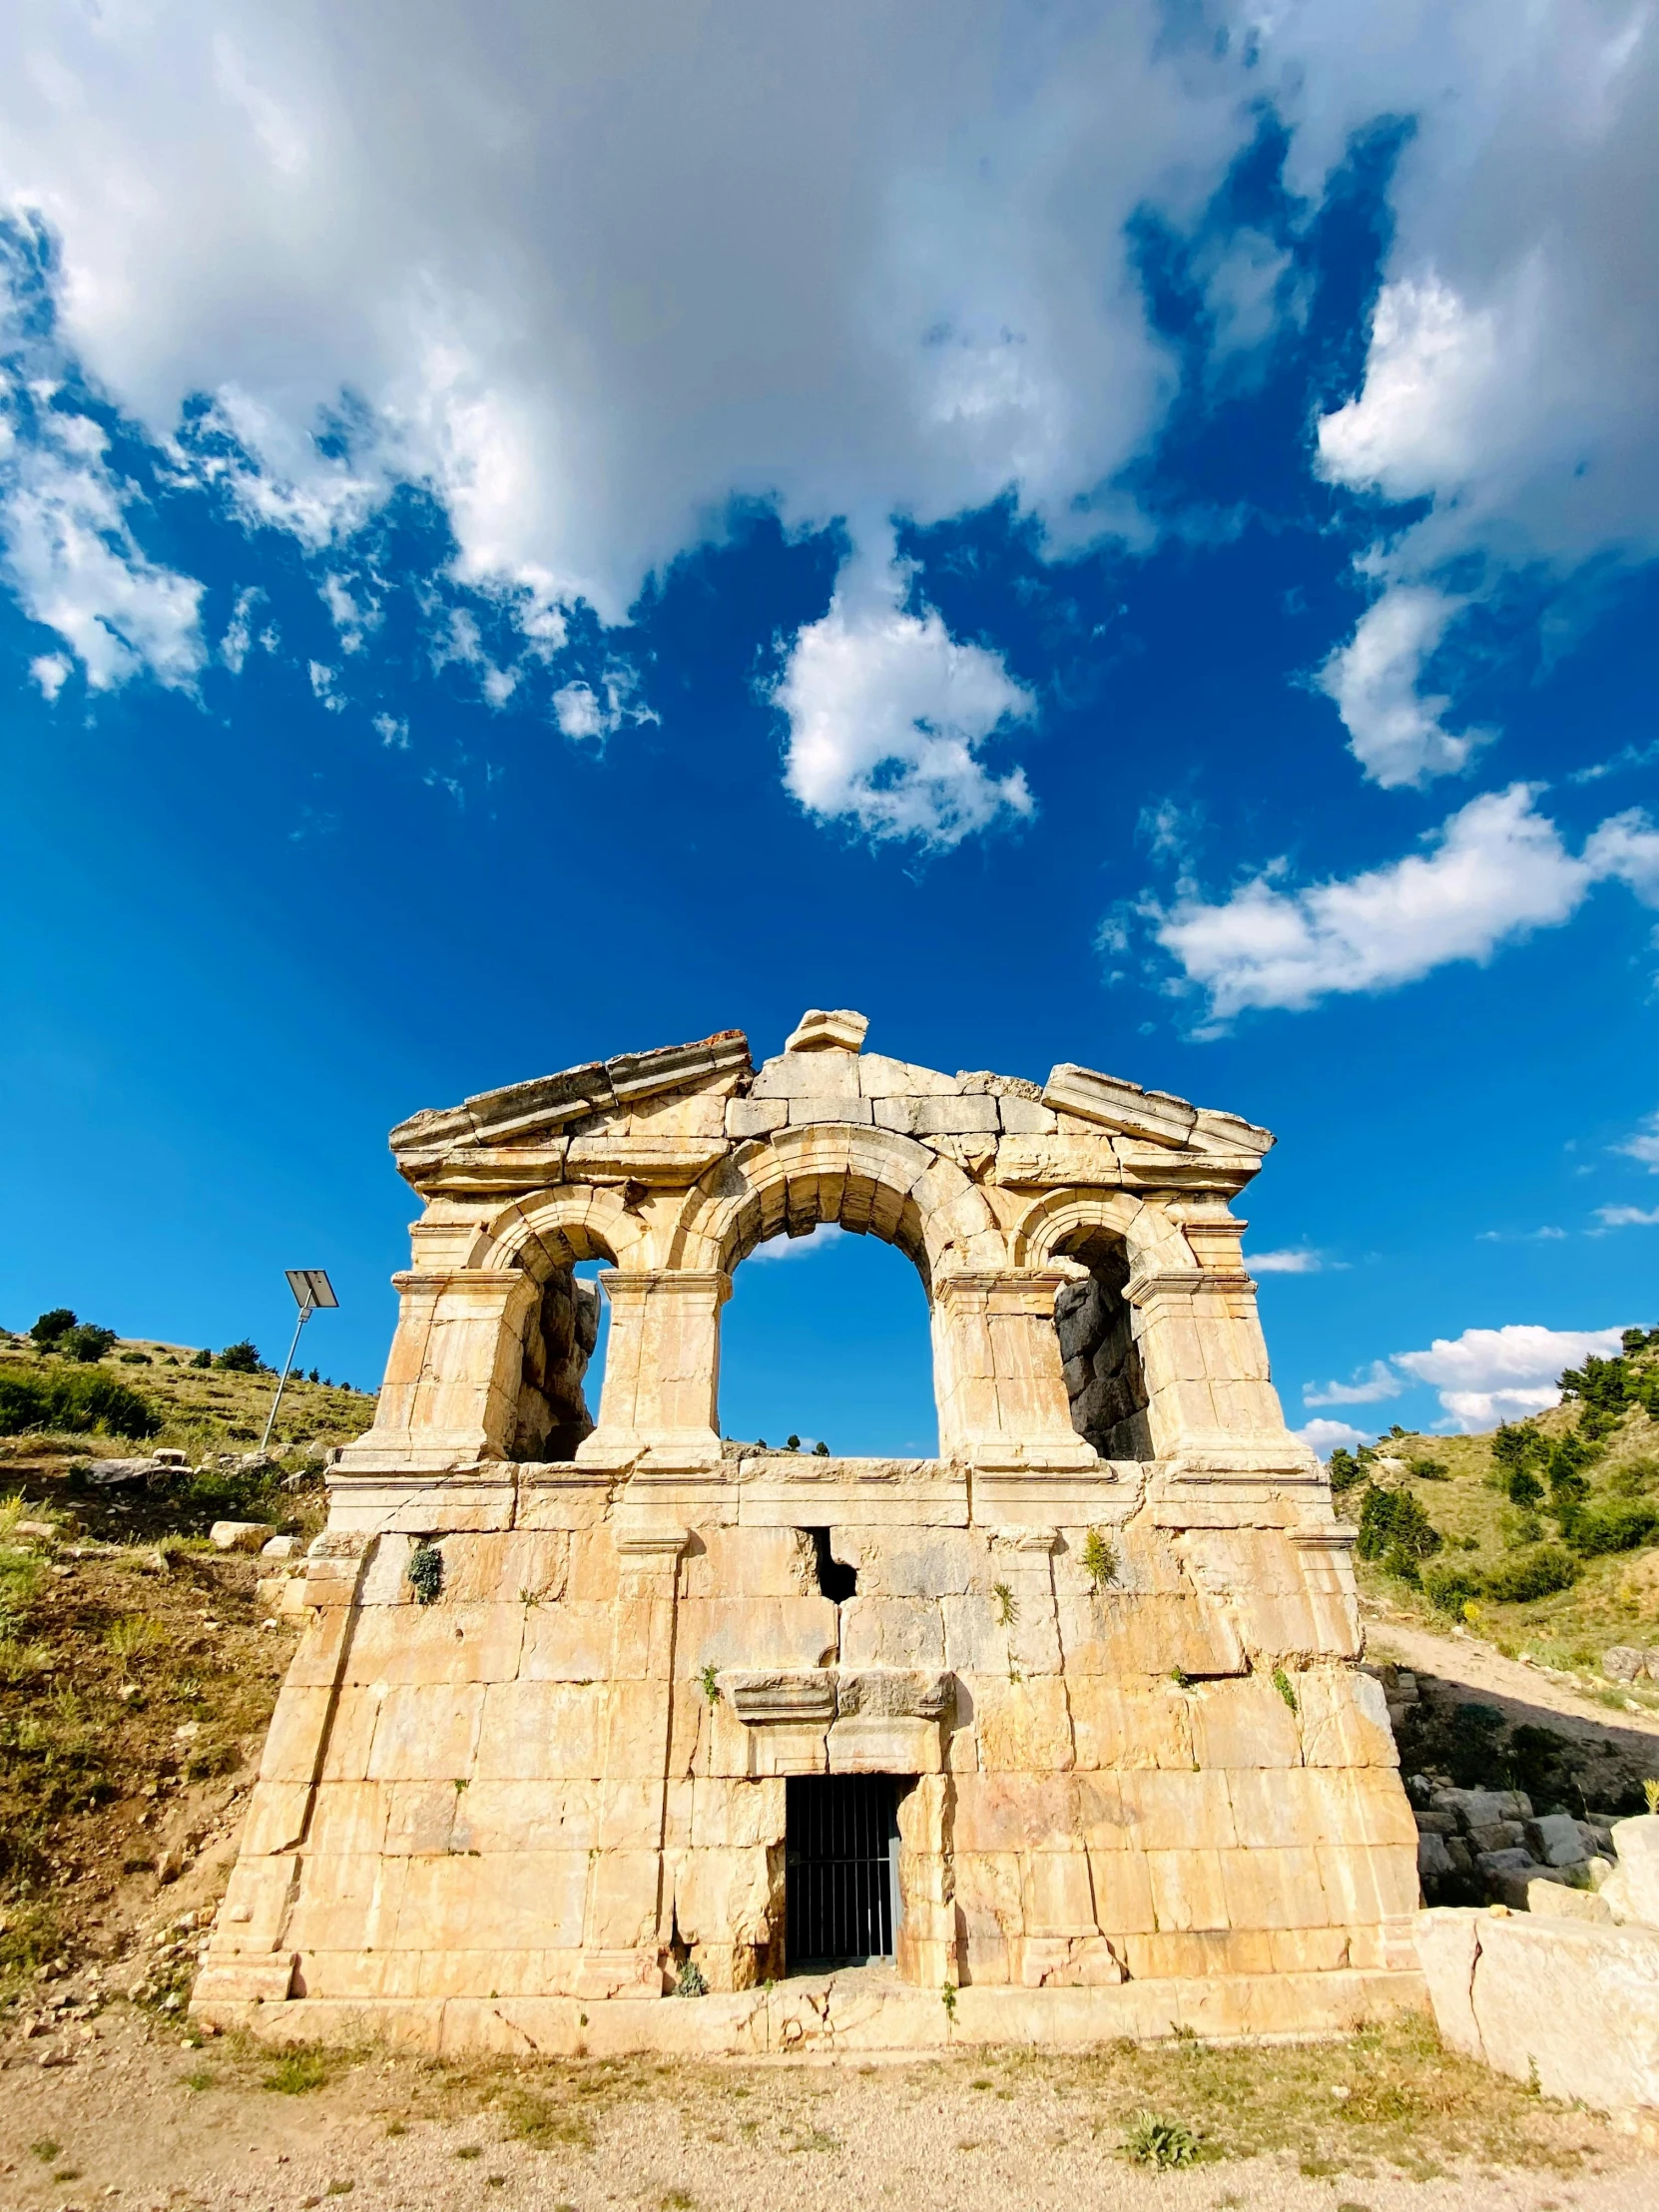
[196,1012,1421,2052]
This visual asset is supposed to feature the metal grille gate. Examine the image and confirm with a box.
[785,1775,897,1968]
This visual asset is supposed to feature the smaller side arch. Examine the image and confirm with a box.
[470,1184,650,1276]
[466,1186,650,1461]
[1008,1189,1188,1464]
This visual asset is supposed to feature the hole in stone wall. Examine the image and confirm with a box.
[720,1224,937,1456]
[511,1262,604,1461]
[807,1526,857,1602]
[1053,1232,1152,1460]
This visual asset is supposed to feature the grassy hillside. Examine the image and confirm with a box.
[0,1321,378,1461]
[0,1316,369,2003]
[1338,1329,1659,1699]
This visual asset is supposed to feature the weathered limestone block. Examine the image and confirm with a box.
[1606,1815,1659,1924]
[1418,1908,1659,2112]
[839,1594,945,1670]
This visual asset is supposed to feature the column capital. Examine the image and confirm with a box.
[1125,1266,1255,1307]
[598,1268,733,1304]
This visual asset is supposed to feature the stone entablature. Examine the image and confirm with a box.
[195,1013,1423,2049]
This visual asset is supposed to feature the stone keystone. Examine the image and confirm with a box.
[785,1008,869,1053]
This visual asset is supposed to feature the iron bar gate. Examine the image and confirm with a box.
[785,1775,898,1968]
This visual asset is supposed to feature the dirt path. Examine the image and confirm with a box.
[1363,1606,1659,1752]
[3,2001,1656,2212]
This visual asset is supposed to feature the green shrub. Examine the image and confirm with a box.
[1328,1446,1366,1497]
[215,1340,264,1374]
[1505,1465,1544,1510]
[29,1309,77,1347]
[190,1349,212,1369]
[1357,1483,1442,1565]
[1570,1501,1659,1556]
[407,1542,444,1604]
[1422,1564,1483,1614]
[0,1365,159,1438]
[61,1324,116,1364]
[1121,2110,1201,2169]
[1481,1543,1580,1603]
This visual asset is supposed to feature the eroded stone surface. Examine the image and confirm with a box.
[198,1012,1414,2051]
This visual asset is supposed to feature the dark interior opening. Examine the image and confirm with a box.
[785,1774,897,1970]
[808,1525,857,1602]
[512,1267,600,1461]
[1053,1231,1153,1460]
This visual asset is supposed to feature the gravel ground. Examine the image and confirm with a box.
[2,2004,1655,2212]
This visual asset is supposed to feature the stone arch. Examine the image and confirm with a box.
[471,1184,649,1276]
[470,1188,648,1461]
[1009,1190,1187,1463]
[1009,1187,1187,1276]
[669,1122,1010,1289]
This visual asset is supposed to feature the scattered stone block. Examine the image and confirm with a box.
[1607,1815,1659,1926]
[210,1521,272,1553]
[1525,1812,1588,1867]
[1527,1880,1614,1925]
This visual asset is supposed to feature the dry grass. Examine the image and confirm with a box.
[1349,1407,1659,1682]
[157,2012,1617,2187]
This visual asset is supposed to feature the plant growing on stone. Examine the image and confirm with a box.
[675,1955,708,1996]
[992,1580,1018,1628]
[1121,2110,1200,2169]
[406,1542,444,1604]
[1272,1666,1298,1712]
[1644,1778,1659,1814]
[1080,1528,1118,1590]
[698,1663,720,1705]
[939,1980,957,2021]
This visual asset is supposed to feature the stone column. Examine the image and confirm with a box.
[576,1522,690,1999]
[577,1270,730,1472]
[1126,1263,1298,1464]
[931,1271,1096,1467]
[337,1268,536,1472]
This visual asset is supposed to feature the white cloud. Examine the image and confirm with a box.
[1150,784,1659,1022]
[1,0,1655,814]
[1296,1417,1374,1456]
[1391,1322,1625,1430]
[776,556,1035,845]
[1616,1111,1659,1172]
[0,2,1254,628]
[29,650,69,699]
[551,666,656,745]
[1305,10,1659,582]
[320,570,380,655]
[307,659,343,711]
[1315,585,1484,789]
[1249,1248,1326,1275]
[0,391,204,692]
[749,1224,846,1265]
[1304,1361,1402,1407]
[373,711,409,750]
[1596,1205,1659,1229]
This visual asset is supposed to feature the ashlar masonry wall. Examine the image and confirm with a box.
[194,1009,1422,2052]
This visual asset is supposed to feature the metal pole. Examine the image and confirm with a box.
[260,1297,315,1453]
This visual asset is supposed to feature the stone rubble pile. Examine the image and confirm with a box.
[1407,1779,1617,1910]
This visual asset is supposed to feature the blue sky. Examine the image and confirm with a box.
[3,2,1658,1452]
